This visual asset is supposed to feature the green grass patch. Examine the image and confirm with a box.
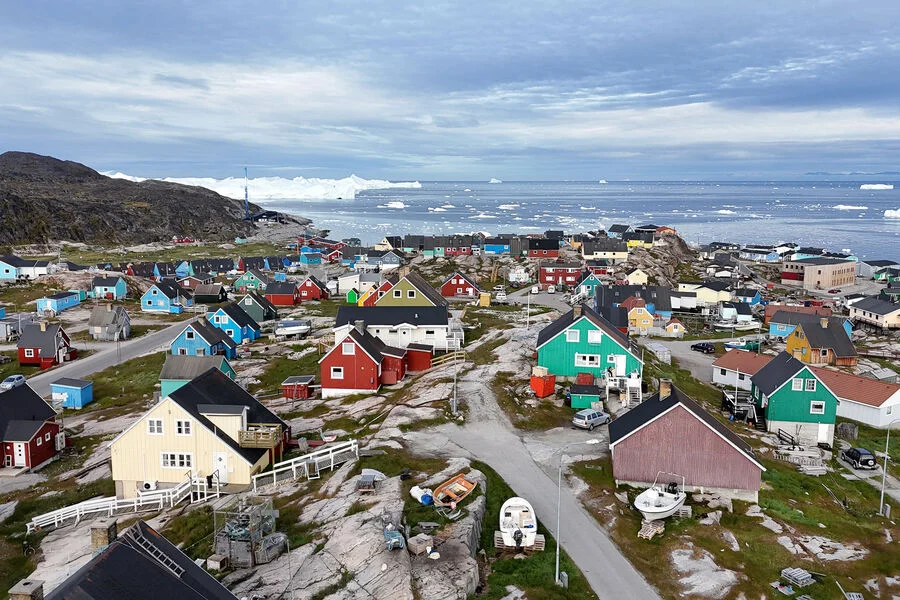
[273,490,321,548]
[468,334,508,366]
[250,345,320,395]
[491,371,572,430]
[0,351,41,381]
[463,307,518,343]
[163,506,215,560]
[300,299,342,318]
[0,280,55,307]
[71,351,166,419]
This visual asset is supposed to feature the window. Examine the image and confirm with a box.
[196,348,205,356]
[810,401,825,415]
[805,379,817,392]
[186,331,195,340]
[36,436,42,446]
[456,287,463,294]
[45,432,51,441]
[566,330,580,343]
[791,378,803,391]
[148,419,163,435]
[821,349,828,357]
[575,353,601,366]
[342,342,355,355]
[161,453,193,468]
[720,368,727,376]
[226,329,234,338]
[587,330,601,344]
[151,289,158,295]
[178,348,187,355]
[407,290,416,299]
[24,349,34,358]
[888,405,893,415]
[245,297,252,305]
[331,366,344,379]
[738,374,745,380]
[145,300,152,306]
[393,290,402,298]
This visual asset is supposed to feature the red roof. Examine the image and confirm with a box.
[619,296,646,311]
[711,350,773,375]
[810,367,900,407]
[764,303,832,324]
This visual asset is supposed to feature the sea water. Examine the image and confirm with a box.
[259,181,900,260]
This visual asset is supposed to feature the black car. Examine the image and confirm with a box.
[840,447,877,470]
[690,342,715,354]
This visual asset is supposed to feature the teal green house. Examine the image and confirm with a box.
[750,352,837,446]
[568,384,603,409]
[159,354,236,397]
[537,305,643,385]
[575,273,604,297]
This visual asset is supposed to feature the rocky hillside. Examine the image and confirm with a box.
[0,151,265,245]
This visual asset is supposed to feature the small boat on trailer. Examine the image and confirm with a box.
[634,472,687,521]
[494,497,545,552]
[713,320,761,332]
[274,319,311,337]
[432,473,477,507]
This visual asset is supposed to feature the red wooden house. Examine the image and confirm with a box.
[528,238,560,258]
[440,272,481,298]
[538,261,582,289]
[17,323,77,369]
[323,248,342,263]
[298,275,329,301]
[609,382,765,501]
[265,281,302,306]
[361,279,395,307]
[319,326,408,398]
[1,384,62,469]
[585,260,612,276]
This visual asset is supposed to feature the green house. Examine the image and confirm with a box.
[568,384,603,409]
[374,272,447,307]
[159,355,236,397]
[346,288,360,304]
[536,304,642,381]
[237,292,279,323]
[234,269,269,292]
[574,273,604,297]
[750,352,837,446]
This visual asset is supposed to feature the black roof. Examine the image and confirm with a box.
[335,305,449,327]
[186,319,236,349]
[622,231,654,243]
[751,351,805,396]
[92,276,123,287]
[17,323,65,356]
[283,375,314,385]
[52,377,91,388]
[734,288,759,297]
[537,304,631,348]
[866,259,898,267]
[570,384,602,396]
[597,305,629,330]
[595,284,672,313]
[400,272,448,306]
[241,291,278,314]
[723,301,753,315]
[169,369,286,464]
[854,295,900,315]
[797,319,858,357]
[608,224,631,233]
[0,385,56,442]
[529,238,560,251]
[770,310,847,328]
[701,280,730,292]
[242,257,267,270]
[582,238,627,253]
[265,281,298,295]
[160,355,229,381]
[789,256,854,266]
[151,282,184,300]
[609,386,761,468]
[217,303,260,330]
[46,520,237,600]
[46,291,77,300]
[303,274,329,292]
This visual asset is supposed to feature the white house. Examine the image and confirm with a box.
[337,272,383,295]
[711,350,773,391]
[333,305,462,351]
[812,367,900,429]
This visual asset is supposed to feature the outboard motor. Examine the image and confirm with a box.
[665,482,678,495]
[513,529,523,550]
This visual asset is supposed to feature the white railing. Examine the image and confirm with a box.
[26,472,199,534]
[252,439,359,491]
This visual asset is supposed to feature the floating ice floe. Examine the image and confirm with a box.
[715,209,736,214]
[833,205,868,210]
[885,209,900,219]
[497,204,520,210]
[489,178,502,184]
[103,172,421,200]
[428,207,446,212]
[861,183,894,190]
[441,204,456,208]
[377,201,409,209]
[470,213,497,219]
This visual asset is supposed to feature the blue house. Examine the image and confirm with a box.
[170,318,237,358]
[92,276,128,300]
[141,282,193,313]
[51,377,94,409]
[175,261,191,278]
[153,262,179,281]
[36,292,80,314]
[208,303,261,344]
[300,251,323,265]
[483,238,511,255]
[274,272,288,282]
[769,311,852,340]
[734,288,762,306]
[0,255,24,280]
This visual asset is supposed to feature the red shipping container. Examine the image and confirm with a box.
[530,374,556,398]
[575,372,595,385]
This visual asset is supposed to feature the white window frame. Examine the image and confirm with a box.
[810,401,825,415]
[566,330,580,343]
[24,349,34,358]
[148,419,164,435]
[805,379,817,392]
[574,353,601,367]
[407,289,416,299]
[342,342,355,355]
[587,330,601,344]
[36,436,42,446]
[185,330,195,340]
[161,452,193,469]
[393,289,402,298]
[175,420,192,436]
[178,348,187,355]
[791,378,803,391]
[331,366,344,380]
[45,432,51,441]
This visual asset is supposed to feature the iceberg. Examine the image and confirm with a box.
[861,183,894,190]
[715,209,736,214]
[497,203,520,210]
[470,213,497,219]
[833,205,868,210]
[598,179,608,184]
[377,201,409,209]
[489,178,503,184]
[103,171,421,200]
[885,209,900,219]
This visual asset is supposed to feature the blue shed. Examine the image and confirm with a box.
[36,291,81,314]
[51,377,94,409]
[0,307,5,318]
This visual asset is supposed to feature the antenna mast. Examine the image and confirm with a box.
[244,167,250,219]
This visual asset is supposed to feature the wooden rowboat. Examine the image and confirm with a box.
[432,473,476,507]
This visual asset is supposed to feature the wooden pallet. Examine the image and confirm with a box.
[781,567,814,588]
[493,531,546,551]
[676,506,692,518]
[638,520,665,540]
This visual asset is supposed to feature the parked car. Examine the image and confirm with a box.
[530,285,540,294]
[827,288,842,294]
[493,285,506,293]
[547,285,556,294]
[572,408,610,430]
[690,342,716,354]
[495,291,508,303]
[840,447,877,470]
[0,374,26,391]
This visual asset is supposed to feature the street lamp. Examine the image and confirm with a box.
[556,438,600,586]
[880,418,900,517]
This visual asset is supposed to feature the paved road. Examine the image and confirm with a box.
[409,346,661,600]
[646,338,721,382]
[26,318,194,398]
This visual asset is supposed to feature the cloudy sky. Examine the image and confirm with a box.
[2,1,900,180]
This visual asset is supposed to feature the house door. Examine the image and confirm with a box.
[13,443,26,467]
[213,452,228,483]
[613,355,626,377]
[817,423,830,444]
[399,328,410,344]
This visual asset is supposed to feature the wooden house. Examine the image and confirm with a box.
[319,326,408,398]
[527,238,560,258]
[209,303,261,344]
[609,382,764,502]
[539,261,582,289]
[141,282,192,313]
[91,275,128,299]
[298,275,329,301]
[624,269,648,286]
[236,292,278,323]
[50,378,94,409]
[237,256,267,272]
[334,305,459,351]
[87,304,131,341]
[110,369,289,497]
[786,317,858,366]
[170,318,237,359]
[159,354,236,397]
[193,283,229,304]
[36,292,80,315]
[581,239,628,264]
[17,322,76,368]
[177,272,214,290]
[849,296,900,330]
[234,269,269,293]
[812,367,900,429]
[750,352,838,446]
[265,281,302,306]
[711,350,773,391]
[1,384,62,470]
[374,272,447,307]
[440,272,480,298]
[768,308,841,338]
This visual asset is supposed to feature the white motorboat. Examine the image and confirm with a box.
[712,320,760,331]
[494,497,545,551]
[274,320,311,337]
[634,472,687,521]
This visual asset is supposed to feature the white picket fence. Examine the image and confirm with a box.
[252,439,359,491]
[25,471,217,534]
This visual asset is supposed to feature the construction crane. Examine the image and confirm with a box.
[243,167,251,220]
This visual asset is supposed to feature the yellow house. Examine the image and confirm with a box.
[374,272,447,307]
[357,287,376,306]
[666,319,687,336]
[786,319,858,367]
[678,281,733,306]
[581,239,629,264]
[625,268,649,285]
[621,296,653,332]
[109,369,287,499]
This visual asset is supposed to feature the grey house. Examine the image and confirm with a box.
[88,304,131,341]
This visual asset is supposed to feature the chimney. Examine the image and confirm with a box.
[91,519,117,553]
[39,322,47,332]
[354,320,365,334]
[820,317,828,329]
[659,378,672,400]
[573,304,582,317]
[9,580,44,600]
